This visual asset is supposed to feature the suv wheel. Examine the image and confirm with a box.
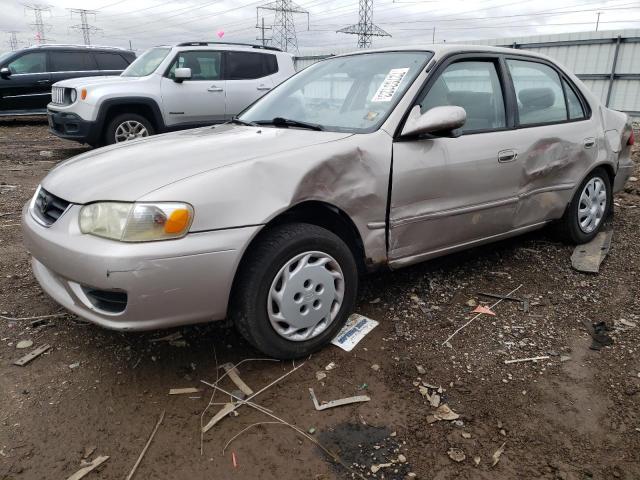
[557,167,612,243]
[105,113,154,145]
[230,223,359,359]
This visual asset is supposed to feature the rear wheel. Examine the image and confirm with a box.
[104,113,154,145]
[230,223,358,359]
[557,167,611,243]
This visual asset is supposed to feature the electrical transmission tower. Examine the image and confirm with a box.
[24,4,51,44]
[69,9,99,45]
[337,0,390,48]
[7,31,20,51]
[257,0,309,53]
[255,14,272,47]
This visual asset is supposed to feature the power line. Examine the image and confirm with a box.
[69,9,100,45]
[337,0,390,48]
[24,4,51,44]
[258,0,309,52]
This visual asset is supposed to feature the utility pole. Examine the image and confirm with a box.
[69,9,99,45]
[7,31,20,51]
[24,4,51,44]
[595,11,601,31]
[257,0,309,53]
[255,14,272,46]
[337,0,390,49]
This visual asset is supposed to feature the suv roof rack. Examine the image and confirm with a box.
[29,43,130,51]
[176,41,282,52]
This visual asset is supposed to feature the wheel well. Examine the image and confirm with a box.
[103,103,159,131]
[598,164,615,186]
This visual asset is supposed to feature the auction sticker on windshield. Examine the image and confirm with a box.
[371,68,409,102]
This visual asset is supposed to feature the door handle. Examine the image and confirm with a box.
[256,85,271,91]
[208,86,223,92]
[583,137,596,149]
[498,149,518,163]
[36,79,51,84]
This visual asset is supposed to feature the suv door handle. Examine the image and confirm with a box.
[583,137,596,149]
[498,149,518,163]
[36,79,51,84]
[208,85,223,92]
[256,85,271,91]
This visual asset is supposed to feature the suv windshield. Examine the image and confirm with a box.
[121,47,170,77]
[240,51,432,133]
[0,51,13,65]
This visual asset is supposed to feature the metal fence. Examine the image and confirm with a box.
[293,29,640,121]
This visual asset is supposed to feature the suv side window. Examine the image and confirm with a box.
[167,51,221,81]
[8,52,47,74]
[94,52,129,70]
[507,59,567,126]
[225,51,275,80]
[50,51,97,72]
[417,60,506,133]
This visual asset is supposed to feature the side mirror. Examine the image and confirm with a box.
[401,105,466,138]
[173,67,191,83]
[0,67,11,79]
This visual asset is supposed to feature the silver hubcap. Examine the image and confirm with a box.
[578,176,607,234]
[114,120,148,143]
[267,251,345,342]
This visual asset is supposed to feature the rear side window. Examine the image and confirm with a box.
[418,60,506,133]
[507,59,567,126]
[8,52,47,74]
[563,79,586,120]
[225,51,277,80]
[50,51,97,72]
[167,51,221,81]
[94,52,129,70]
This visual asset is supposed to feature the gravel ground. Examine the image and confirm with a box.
[1,119,639,480]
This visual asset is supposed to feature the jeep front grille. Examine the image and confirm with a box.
[51,86,65,105]
[32,187,71,226]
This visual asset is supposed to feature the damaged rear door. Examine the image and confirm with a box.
[388,55,521,266]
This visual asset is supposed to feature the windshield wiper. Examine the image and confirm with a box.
[256,117,324,131]
[229,117,258,127]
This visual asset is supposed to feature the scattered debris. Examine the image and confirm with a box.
[447,447,466,462]
[616,318,637,329]
[398,454,407,463]
[204,403,236,430]
[39,150,53,157]
[473,456,481,466]
[472,305,496,316]
[560,355,572,362]
[418,386,440,407]
[125,410,165,480]
[491,442,506,467]
[69,362,80,369]
[1,313,66,322]
[148,332,182,343]
[331,314,379,352]
[308,427,316,435]
[316,371,327,381]
[466,298,477,307]
[371,463,392,473]
[504,356,550,364]
[325,362,337,371]
[308,388,370,411]
[231,451,238,468]
[584,320,614,350]
[82,446,96,460]
[66,455,109,480]
[222,362,253,396]
[431,404,460,421]
[16,339,33,349]
[13,344,51,366]
[571,230,613,273]
[461,432,472,439]
[370,364,380,371]
[168,388,200,395]
[416,365,426,375]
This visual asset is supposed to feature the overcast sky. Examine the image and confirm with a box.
[2,0,639,53]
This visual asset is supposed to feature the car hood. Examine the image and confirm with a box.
[52,75,140,88]
[42,124,353,204]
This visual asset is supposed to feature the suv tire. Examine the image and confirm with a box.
[230,223,359,359]
[104,113,154,145]
[557,167,612,244]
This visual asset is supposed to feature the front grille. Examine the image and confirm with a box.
[32,187,71,226]
[83,288,128,314]
[51,86,65,105]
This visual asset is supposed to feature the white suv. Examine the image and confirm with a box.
[46,42,295,146]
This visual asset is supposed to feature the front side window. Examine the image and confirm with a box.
[225,51,276,80]
[240,51,432,133]
[121,47,170,77]
[95,52,128,70]
[50,51,97,72]
[417,60,506,133]
[507,59,567,126]
[166,51,221,81]
[8,52,47,74]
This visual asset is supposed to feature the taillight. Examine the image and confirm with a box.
[629,130,635,146]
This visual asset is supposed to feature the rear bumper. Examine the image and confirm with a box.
[613,157,634,193]
[47,108,100,145]
[22,202,260,331]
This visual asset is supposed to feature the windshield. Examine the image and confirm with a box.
[240,51,432,133]
[121,47,171,77]
[0,51,13,65]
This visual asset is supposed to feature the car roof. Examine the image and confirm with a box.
[25,44,133,53]
[152,42,289,55]
[335,44,552,61]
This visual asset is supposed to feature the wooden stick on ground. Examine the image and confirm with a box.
[66,455,109,480]
[125,410,165,480]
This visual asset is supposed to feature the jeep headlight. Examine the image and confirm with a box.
[79,202,193,242]
[69,88,77,104]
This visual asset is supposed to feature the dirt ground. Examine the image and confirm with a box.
[1,119,639,480]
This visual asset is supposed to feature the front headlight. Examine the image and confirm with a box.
[69,88,77,103]
[79,202,194,242]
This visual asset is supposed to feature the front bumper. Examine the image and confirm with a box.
[47,108,100,145]
[22,202,260,331]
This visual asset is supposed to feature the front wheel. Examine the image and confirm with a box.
[104,113,154,145]
[230,223,359,359]
[557,167,612,243]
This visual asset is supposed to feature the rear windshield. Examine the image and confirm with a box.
[121,47,170,77]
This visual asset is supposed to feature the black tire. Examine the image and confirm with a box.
[230,223,359,359]
[557,167,612,244]
[104,113,154,145]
